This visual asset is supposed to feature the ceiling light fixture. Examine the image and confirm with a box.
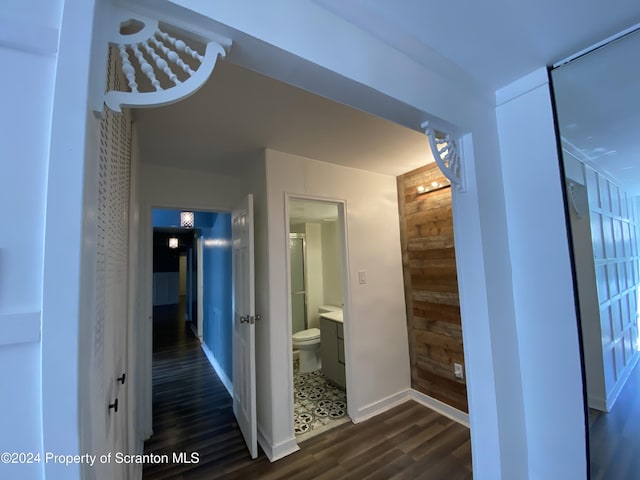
[180,211,194,228]
[416,178,451,196]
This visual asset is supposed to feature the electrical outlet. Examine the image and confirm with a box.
[454,363,464,380]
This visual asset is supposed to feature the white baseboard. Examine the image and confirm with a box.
[410,389,470,428]
[200,343,232,396]
[352,389,412,424]
[587,394,607,412]
[257,426,299,462]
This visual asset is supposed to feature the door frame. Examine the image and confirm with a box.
[284,193,354,442]
[140,205,234,439]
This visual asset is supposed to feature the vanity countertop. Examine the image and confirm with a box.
[319,310,343,323]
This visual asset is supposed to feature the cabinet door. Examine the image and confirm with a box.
[320,318,338,380]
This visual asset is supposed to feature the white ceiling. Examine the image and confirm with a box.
[315,0,640,92]
[134,60,433,178]
[134,1,640,193]
[289,200,339,225]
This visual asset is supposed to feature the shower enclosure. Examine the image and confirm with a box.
[289,234,307,334]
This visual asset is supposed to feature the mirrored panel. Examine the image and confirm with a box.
[552,29,640,479]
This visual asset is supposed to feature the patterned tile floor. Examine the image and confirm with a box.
[293,360,349,441]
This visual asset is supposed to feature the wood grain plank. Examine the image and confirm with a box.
[397,162,468,413]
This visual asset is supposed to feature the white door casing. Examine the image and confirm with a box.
[232,194,258,459]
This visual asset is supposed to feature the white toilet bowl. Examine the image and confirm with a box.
[293,328,321,373]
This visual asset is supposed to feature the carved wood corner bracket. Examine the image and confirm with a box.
[92,8,230,116]
[421,121,466,193]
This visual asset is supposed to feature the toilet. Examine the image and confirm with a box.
[292,328,321,373]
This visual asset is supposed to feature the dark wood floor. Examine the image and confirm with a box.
[589,358,640,480]
[143,302,473,479]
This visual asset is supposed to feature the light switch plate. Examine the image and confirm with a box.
[454,363,464,380]
[358,270,366,285]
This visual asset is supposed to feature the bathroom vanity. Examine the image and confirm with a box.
[319,310,345,388]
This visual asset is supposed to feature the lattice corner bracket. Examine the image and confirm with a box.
[93,11,229,116]
[421,121,466,192]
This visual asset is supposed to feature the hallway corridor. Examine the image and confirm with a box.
[142,302,252,479]
[142,301,472,479]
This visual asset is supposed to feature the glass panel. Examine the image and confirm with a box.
[290,236,307,333]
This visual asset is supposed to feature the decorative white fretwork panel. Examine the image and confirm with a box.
[421,121,465,192]
[94,11,228,115]
[90,45,133,478]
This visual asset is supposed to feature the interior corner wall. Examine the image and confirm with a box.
[264,148,411,447]
[496,69,586,480]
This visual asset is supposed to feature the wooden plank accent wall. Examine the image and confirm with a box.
[397,163,468,412]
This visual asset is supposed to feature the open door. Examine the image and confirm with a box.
[232,194,258,458]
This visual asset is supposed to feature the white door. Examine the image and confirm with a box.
[232,194,258,459]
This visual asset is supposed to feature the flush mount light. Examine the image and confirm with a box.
[180,211,194,228]
[168,237,179,249]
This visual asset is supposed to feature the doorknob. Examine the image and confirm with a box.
[240,314,261,324]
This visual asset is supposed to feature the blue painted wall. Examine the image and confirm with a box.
[152,208,233,383]
[201,213,233,383]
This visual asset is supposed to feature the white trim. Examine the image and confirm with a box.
[410,389,470,428]
[351,389,411,424]
[553,24,640,68]
[0,312,41,346]
[350,388,470,426]
[257,426,299,463]
[606,351,640,411]
[283,194,354,438]
[200,342,233,396]
[495,67,548,106]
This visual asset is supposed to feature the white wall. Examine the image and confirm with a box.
[0,2,61,479]
[265,149,411,445]
[496,69,586,480]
